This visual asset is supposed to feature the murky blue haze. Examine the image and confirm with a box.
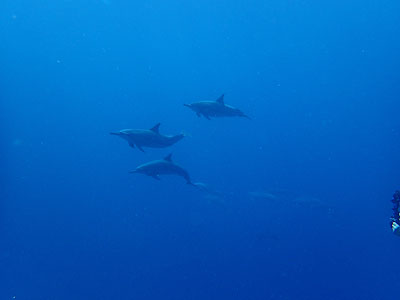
[1,0,399,299]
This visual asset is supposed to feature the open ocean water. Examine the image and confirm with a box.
[1,0,400,299]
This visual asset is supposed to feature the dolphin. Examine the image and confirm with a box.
[110,123,184,152]
[192,182,225,197]
[248,191,279,202]
[192,182,213,193]
[184,94,250,120]
[130,153,193,184]
[292,196,334,212]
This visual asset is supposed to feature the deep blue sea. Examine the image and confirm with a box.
[1,0,400,299]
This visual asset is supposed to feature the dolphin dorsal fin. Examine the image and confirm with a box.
[164,153,173,162]
[216,94,224,104]
[150,123,161,133]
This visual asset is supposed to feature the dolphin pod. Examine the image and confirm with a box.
[184,94,250,120]
[110,123,184,152]
[112,94,250,186]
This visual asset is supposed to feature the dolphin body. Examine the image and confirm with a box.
[193,182,224,197]
[248,191,278,202]
[184,94,250,120]
[110,123,184,152]
[130,153,193,184]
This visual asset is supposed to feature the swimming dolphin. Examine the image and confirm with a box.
[192,182,225,197]
[110,123,184,152]
[184,94,250,120]
[293,196,334,212]
[248,191,279,202]
[130,153,193,184]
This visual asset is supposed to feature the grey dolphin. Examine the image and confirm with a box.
[293,196,334,212]
[110,123,184,152]
[192,182,224,197]
[184,94,250,120]
[248,191,278,202]
[130,153,193,184]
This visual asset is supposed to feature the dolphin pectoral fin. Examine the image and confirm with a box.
[129,142,135,148]
[137,145,145,152]
[204,114,211,120]
[151,175,161,181]
[196,112,201,118]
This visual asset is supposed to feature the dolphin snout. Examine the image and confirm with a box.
[183,104,191,108]
[110,132,121,136]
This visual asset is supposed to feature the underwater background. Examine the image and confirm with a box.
[1,0,400,299]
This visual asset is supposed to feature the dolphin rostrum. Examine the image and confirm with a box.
[130,153,193,184]
[184,94,250,120]
[110,123,184,152]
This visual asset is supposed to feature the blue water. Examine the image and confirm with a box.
[1,0,400,299]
